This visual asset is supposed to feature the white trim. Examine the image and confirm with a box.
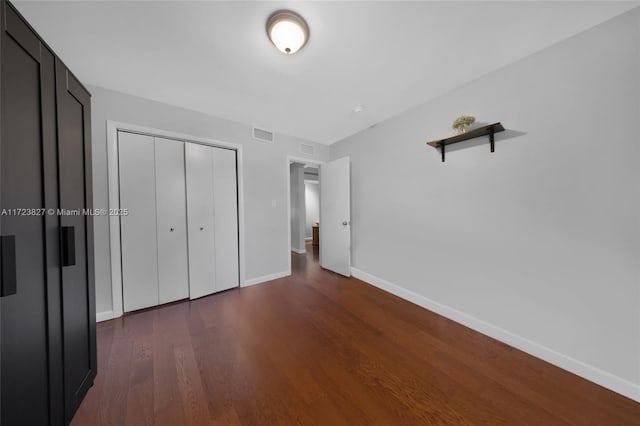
[286,155,324,276]
[350,267,640,403]
[305,237,312,241]
[96,310,114,323]
[291,247,307,255]
[243,271,289,287]
[106,122,123,318]
[106,121,247,319]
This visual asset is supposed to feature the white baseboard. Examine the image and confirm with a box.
[291,247,306,254]
[96,310,115,323]
[305,237,312,241]
[243,270,290,287]
[99,270,291,320]
[350,267,640,403]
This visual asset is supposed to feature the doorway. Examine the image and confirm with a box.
[286,157,323,275]
[286,155,351,277]
[289,162,320,247]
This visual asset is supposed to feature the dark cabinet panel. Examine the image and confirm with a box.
[56,61,96,422]
[42,44,65,426]
[0,2,52,425]
[1,1,95,424]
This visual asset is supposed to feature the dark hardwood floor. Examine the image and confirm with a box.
[73,242,640,425]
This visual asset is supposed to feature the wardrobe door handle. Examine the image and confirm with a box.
[1,235,17,297]
[61,226,76,267]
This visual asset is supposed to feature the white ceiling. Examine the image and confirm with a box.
[14,1,639,144]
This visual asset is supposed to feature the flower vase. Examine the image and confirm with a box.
[456,125,468,135]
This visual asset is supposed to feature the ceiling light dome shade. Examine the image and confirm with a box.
[267,10,309,55]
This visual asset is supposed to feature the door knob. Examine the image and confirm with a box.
[342,221,349,226]
[170,227,174,232]
[200,226,204,231]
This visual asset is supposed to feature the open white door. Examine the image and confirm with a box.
[320,156,351,276]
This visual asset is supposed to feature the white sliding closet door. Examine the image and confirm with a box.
[118,132,159,312]
[185,143,216,299]
[155,137,189,304]
[212,148,239,291]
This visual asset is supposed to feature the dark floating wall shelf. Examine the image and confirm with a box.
[426,122,505,162]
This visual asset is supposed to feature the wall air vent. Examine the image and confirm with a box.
[300,143,315,156]
[252,127,274,143]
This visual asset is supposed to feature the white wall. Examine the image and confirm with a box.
[89,86,329,315]
[290,163,306,253]
[330,9,640,398]
[305,182,319,239]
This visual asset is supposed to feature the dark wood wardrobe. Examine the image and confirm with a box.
[0,1,96,424]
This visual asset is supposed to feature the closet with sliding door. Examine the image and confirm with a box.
[117,132,239,312]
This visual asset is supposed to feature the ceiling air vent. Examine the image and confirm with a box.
[300,143,315,156]
[252,127,274,143]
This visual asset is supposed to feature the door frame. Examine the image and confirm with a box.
[285,156,324,276]
[106,121,246,319]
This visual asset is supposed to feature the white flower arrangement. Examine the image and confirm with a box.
[452,115,476,133]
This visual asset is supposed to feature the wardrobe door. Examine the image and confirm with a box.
[212,148,239,291]
[155,137,189,304]
[55,59,97,422]
[185,143,216,299]
[0,4,56,424]
[118,132,159,311]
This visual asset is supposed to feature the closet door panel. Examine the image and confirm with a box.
[118,132,159,311]
[185,143,216,299]
[155,137,189,304]
[212,148,239,291]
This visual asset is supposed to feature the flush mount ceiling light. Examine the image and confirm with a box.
[266,10,309,55]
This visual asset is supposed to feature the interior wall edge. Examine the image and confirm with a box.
[351,267,640,403]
